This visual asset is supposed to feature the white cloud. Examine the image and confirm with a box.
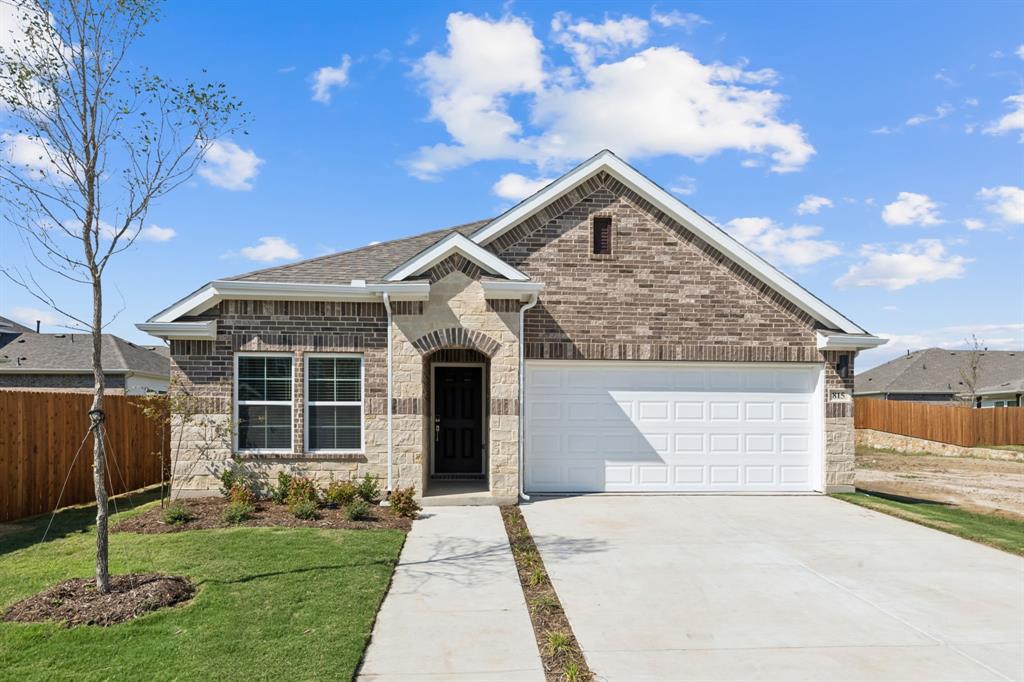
[796,194,833,215]
[408,12,815,179]
[239,237,300,262]
[311,55,352,104]
[740,158,762,168]
[491,173,552,200]
[0,132,69,181]
[834,239,970,290]
[905,103,953,126]
[140,224,176,242]
[650,9,708,32]
[881,192,944,226]
[670,175,696,196]
[871,126,897,135]
[1017,45,1024,60]
[551,12,650,71]
[963,218,985,231]
[978,185,1024,224]
[198,140,264,191]
[982,94,1024,142]
[9,306,61,328]
[964,97,979,107]
[723,217,839,267]
[934,70,957,86]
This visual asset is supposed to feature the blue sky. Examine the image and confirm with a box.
[1,1,1022,369]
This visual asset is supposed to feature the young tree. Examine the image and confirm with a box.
[959,334,986,406]
[0,0,246,592]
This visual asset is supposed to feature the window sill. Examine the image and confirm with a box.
[235,451,367,462]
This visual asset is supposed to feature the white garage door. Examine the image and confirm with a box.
[524,361,823,493]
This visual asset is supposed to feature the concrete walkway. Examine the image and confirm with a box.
[523,495,1024,682]
[358,507,544,681]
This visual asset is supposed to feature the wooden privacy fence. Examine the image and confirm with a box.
[0,391,168,522]
[854,398,1024,447]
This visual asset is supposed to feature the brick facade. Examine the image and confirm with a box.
[166,174,857,497]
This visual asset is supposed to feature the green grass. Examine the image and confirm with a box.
[834,492,1024,556]
[0,498,405,681]
[979,444,1024,454]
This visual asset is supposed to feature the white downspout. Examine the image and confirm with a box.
[383,292,394,502]
[518,293,539,501]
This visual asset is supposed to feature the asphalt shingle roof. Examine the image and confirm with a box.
[226,220,490,284]
[0,332,169,377]
[974,377,1024,395]
[854,347,1024,396]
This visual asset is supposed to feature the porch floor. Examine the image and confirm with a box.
[420,480,509,506]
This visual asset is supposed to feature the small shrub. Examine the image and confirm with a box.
[529,593,559,612]
[528,567,546,587]
[291,499,320,520]
[270,471,293,505]
[346,499,371,521]
[162,502,193,526]
[564,661,583,682]
[286,476,320,510]
[323,480,358,507]
[228,482,256,505]
[388,486,421,519]
[356,474,380,503]
[223,501,255,524]
[545,631,571,656]
[218,462,253,497]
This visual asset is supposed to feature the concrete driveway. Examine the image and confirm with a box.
[522,495,1024,682]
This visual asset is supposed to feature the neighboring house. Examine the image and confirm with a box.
[0,321,169,394]
[0,316,34,347]
[855,347,1024,404]
[972,378,1023,408]
[138,150,884,502]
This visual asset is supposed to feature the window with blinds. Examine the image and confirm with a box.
[236,355,293,451]
[305,355,363,452]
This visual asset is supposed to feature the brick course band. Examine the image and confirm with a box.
[490,397,519,416]
[486,299,522,313]
[412,327,502,357]
[392,397,422,415]
[391,301,423,316]
[525,342,821,363]
[424,253,483,282]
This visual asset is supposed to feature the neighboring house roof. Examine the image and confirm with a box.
[855,348,1024,395]
[140,151,879,346]
[0,332,170,377]
[974,377,1024,396]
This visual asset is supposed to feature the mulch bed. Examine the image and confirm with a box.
[500,506,593,682]
[113,497,413,534]
[3,573,195,627]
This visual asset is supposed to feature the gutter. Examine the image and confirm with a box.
[382,292,394,502]
[518,293,539,501]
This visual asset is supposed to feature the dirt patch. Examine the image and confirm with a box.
[856,448,1024,519]
[501,506,592,682]
[3,574,194,627]
[114,498,412,534]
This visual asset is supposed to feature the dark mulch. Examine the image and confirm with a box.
[500,506,593,682]
[113,497,413,534]
[3,573,195,627]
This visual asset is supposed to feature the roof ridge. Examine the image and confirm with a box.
[224,219,491,282]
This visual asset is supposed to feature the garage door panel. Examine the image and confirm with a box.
[525,362,822,493]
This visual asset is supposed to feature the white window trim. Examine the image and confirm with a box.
[304,353,365,454]
[234,352,295,455]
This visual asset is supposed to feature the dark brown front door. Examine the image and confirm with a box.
[433,365,484,475]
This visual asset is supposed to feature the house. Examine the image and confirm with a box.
[855,347,1024,404]
[138,151,884,502]
[972,378,1023,408]
[0,320,169,394]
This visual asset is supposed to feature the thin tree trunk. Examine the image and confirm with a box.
[91,276,110,594]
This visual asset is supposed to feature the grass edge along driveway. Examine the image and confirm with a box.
[833,491,1024,557]
[0,497,404,682]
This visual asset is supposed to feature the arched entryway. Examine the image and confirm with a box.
[422,348,491,496]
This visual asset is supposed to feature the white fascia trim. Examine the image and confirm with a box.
[816,332,888,351]
[137,320,218,340]
[480,281,545,299]
[385,232,529,282]
[147,281,430,323]
[471,150,867,335]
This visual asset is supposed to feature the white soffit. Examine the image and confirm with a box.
[470,150,870,336]
[385,232,529,282]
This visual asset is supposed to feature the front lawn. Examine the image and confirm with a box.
[834,492,1024,556]
[0,498,405,681]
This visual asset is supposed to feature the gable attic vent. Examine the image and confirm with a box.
[592,216,612,255]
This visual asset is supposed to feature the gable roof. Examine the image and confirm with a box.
[385,232,529,282]
[227,220,488,285]
[854,348,1024,395]
[0,332,169,377]
[974,377,1024,396]
[468,150,867,335]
